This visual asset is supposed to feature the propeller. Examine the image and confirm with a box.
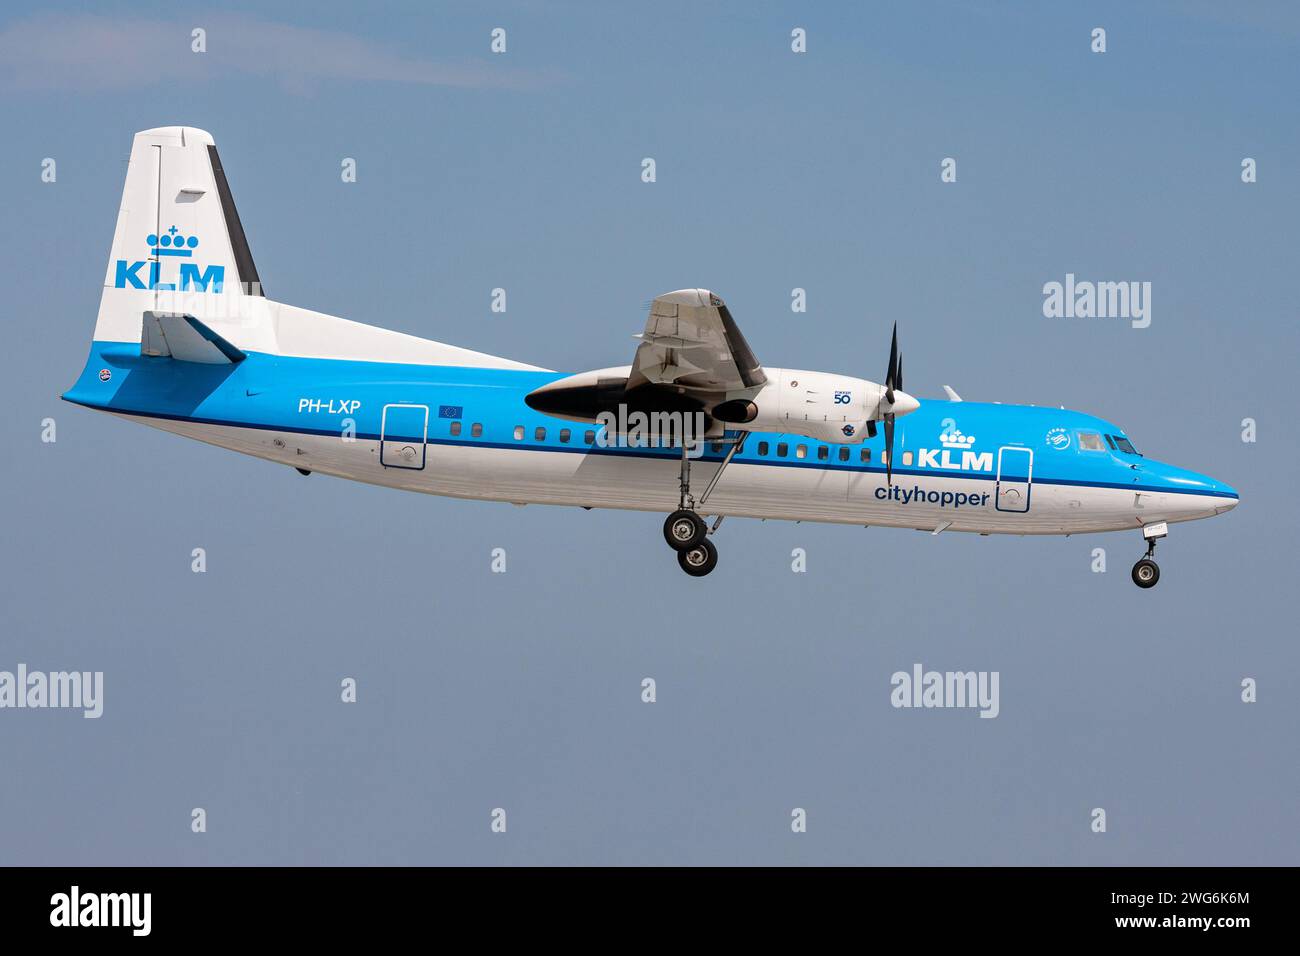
[881,323,916,485]
[885,324,898,405]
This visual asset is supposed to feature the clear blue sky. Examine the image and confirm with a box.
[1,0,1296,864]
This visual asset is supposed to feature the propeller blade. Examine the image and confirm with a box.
[885,323,898,404]
[897,351,903,392]
[884,414,895,485]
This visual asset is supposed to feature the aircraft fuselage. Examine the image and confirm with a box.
[66,342,1239,537]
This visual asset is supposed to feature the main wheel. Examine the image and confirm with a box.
[1131,558,1160,589]
[663,509,707,551]
[677,538,718,577]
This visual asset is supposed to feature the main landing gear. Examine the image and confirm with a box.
[1131,522,1167,589]
[662,434,743,577]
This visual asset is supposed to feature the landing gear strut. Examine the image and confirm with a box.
[662,433,744,577]
[1131,522,1166,589]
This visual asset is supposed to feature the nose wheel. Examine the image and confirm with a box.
[1131,557,1160,588]
[1131,524,1166,589]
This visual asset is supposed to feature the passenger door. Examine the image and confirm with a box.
[995,446,1032,513]
[380,403,429,470]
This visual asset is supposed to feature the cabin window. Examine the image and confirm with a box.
[449,421,461,437]
[559,428,571,444]
[796,445,807,459]
[817,446,829,461]
[839,447,850,462]
[535,427,546,441]
[471,423,483,438]
[757,441,769,456]
[584,430,596,445]
[513,425,524,440]
[1078,431,1105,451]
[860,448,871,462]
[902,451,913,466]
[776,443,789,458]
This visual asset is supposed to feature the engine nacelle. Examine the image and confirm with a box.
[524,365,915,443]
[747,368,888,443]
[523,366,632,422]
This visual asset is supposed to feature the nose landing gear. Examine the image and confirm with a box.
[1131,522,1167,589]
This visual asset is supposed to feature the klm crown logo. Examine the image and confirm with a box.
[940,425,976,449]
[148,225,199,257]
[114,225,224,292]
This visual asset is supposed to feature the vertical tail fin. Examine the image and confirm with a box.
[94,126,265,345]
[79,126,544,376]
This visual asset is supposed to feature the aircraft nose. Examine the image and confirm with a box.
[1201,474,1238,511]
[1151,464,1239,514]
[891,390,920,416]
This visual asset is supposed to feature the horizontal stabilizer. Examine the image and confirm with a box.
[142,311,246,364]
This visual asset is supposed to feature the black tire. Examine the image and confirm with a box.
[663,509,707,551]
[1131,558,1160,589]
[677,538,718,577]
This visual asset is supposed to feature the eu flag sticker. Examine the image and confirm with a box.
[438,405,463,419]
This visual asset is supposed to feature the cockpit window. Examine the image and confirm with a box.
[1104,434,1116,450]
[1110,435,1140,455]
[1078,431,1105,451]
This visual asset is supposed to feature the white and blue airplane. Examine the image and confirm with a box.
[65,128,1239,585]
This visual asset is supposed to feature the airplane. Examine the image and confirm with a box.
[64,127,1239,586]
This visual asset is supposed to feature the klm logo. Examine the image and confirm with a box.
[916,418,993,472]
[114,226,224,292]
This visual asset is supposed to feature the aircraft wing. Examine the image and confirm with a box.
[627,289,767,396]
